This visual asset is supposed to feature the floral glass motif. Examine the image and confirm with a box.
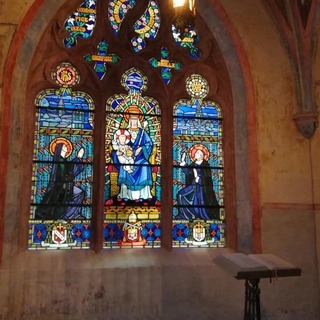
[108,0,137,35]
[149,47,182,84]
[104,68,161,248]
[172,24,200,59]
[64,0,97,48]
[29,63,94,250]
[84,40,120,80]
[131,0,160,52]
[172,74,225,248]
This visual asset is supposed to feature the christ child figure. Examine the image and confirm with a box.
[112,129,134,173]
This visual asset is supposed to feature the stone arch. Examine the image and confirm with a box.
[198,0,260,253]
[0,0,259,258]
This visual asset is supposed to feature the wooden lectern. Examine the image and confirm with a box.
[213,253,302,320]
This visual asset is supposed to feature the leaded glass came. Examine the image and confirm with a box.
[29,63,94,249]
[27,0,230,250]
[104,68,161,248]
[172,74,225,248]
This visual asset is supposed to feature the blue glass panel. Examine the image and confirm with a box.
[172,24,200,59]
[104,68,161,248]
[29,63,94,250]
[172,220,225,248]
[172,74,225,248]
[84,41,120,80]
[149,47,182,84]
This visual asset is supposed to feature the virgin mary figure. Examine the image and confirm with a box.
[111,106,153,202]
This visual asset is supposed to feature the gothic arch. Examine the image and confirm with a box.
[0,0,259,259]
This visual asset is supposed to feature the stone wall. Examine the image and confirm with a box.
[0,0,319,319]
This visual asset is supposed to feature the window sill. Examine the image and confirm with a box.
[2,247,235,271]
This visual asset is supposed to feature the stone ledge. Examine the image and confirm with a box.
[1,247,234,271]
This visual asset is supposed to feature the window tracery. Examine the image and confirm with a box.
[27,0,230,250]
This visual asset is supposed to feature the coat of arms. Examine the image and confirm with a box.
[186,220,214,246]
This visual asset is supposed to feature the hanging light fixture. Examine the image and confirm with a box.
[171,0,196,31]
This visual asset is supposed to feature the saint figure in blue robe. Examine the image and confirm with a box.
[112,108,153,201]
[177,145,219,220]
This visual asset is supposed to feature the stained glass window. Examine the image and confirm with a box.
[28,0,231,250]
[29,63,94,249]
[108,0,137,35]
[131,0,160,52]
[172,74,225,247]
[149,47,182,84]
[172,24,200,59]
[104,68,161,248]
[84,40,120,80]
[64,0,97,48]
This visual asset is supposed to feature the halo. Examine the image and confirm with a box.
[115,129,131,143]
[124,106,143,122]
[49,138,73,158]
[189,144,210,162]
